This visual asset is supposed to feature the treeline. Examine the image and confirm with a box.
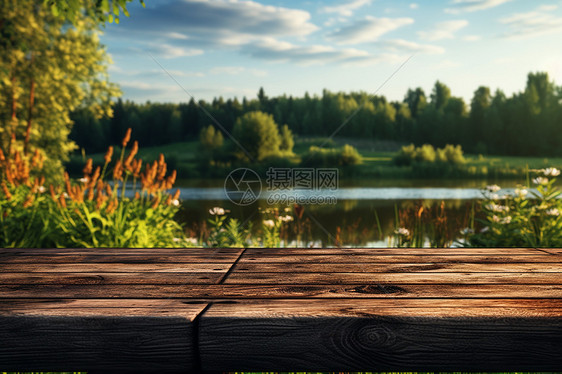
[70,72,562,157]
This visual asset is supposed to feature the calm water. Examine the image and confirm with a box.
[173,178,526,247]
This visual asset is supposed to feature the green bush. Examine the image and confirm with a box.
[468,168,562,247]
[394,143,465,166]
[301,144,363,167]
[232,111,282,161]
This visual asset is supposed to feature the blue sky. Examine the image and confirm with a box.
[101,0,562,103]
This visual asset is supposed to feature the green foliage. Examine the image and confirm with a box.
[44,0,144,25]
[279,124,295,153]
[199,125,224,151]
[0,130,187,248]
[394,143,465,166]
[70,72,562,160]
[206,210,250,248]
[232,111,282,161]
[0,184,184,248]
[0,0,120,181]
[469,169,562,247]
[301,144,363,168]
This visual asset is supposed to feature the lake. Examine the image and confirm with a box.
[174,178,529,247]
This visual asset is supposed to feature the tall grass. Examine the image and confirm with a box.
[0,129,188,248]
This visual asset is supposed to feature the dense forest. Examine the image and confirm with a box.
[70,72,562,157]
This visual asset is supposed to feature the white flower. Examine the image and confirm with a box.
[460,227,474,235]
[486,185,501,193]
[480,226,489,233]
[185,237,198,245]
[491,215,500,223]
[209,207,227,216]
[486,203,509,213]
[514,188,528,198]
[78,177,88,183]
[490,194,499,200]
[279,215,294,222]
[171,199,180,207]
[533,177,549,185]
[546,208,560,217]
[500,216,512,224]
[543,168,560,177]
[62,192,69,198]
[394,227,410,236]
[37,186,46,193]
[263,219,275,228]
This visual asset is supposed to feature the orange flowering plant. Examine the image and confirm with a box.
[0,129,190,248]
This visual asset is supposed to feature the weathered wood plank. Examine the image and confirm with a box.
[233,262,562,273]
[223,272,562,284]
[0,263,232,273]
[0,254,241,263]
[201,298,562,316]
[199,300,562,371]
[0,298,209,310]
[0,272,224,285]
[2,284,562,299]
[0,248,242,255]
[0,299,207,373]
[246,248,550,255]
[238,254,562,263]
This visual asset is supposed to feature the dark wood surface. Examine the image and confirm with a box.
[1,247,561,372]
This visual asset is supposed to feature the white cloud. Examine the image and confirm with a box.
[329,16,414,44]
[115,0,319,47]
[418,20,469,41]
[377,39,445,54]
[410,3,419,9]
[148,44,204,59]
[500,5,562,39]
[463,35,481,41]
[209,66,267,77]
[445,0,512,14]
[242,38,398,66]
[320,0,372,17]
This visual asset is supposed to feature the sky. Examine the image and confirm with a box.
[101,0,562,104]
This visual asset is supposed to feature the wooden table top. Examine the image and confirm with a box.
[1,247,561,373]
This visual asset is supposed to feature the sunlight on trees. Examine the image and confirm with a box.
[0,0,120,179]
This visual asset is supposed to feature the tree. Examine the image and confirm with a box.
[44,0,143,25]
[279,124,294,153]
[404,88,427,118]
[232,111,281,161]
[0,0,120,179]
[430,81,451,111]
[199,125,223,151]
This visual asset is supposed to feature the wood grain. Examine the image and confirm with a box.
[233,262,562,273]
[0,254,241,263]
[2,284,562,299]
[223,271,562,284]
[0,263,233,273]
[245,247,550,255]
[0,299,207,373]
[1,247,562,372]
[200,309,562,371]
[0,248,242,255]
[0,272,225,285]
[238,254,562,263]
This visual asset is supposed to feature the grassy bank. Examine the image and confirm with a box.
[67,137,562,180]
